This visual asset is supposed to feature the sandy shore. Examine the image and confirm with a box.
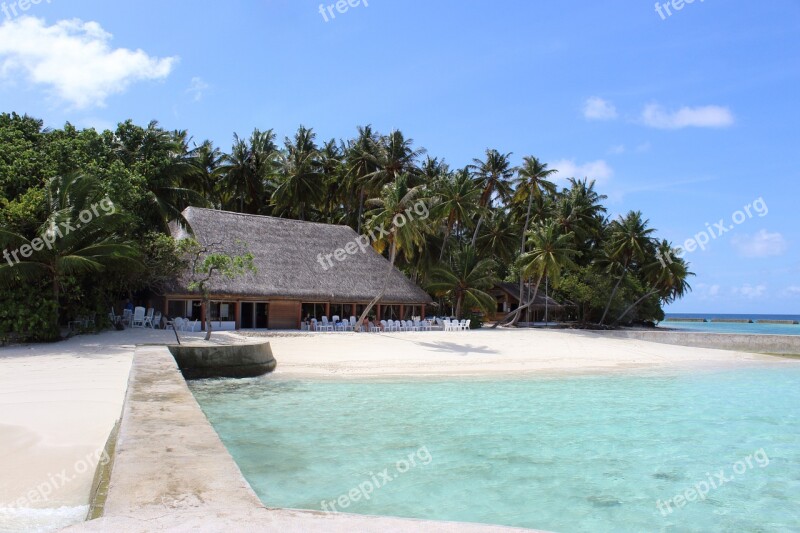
[0,333,138,531]
[248,328,790,379]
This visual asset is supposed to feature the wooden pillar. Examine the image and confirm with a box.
[376,304,381,320]
[200,301,207,331]
[235,301,242,330]
[400,304,405,320]
[297,303,302,330]
[421,304,426,319]
[325,302,331,319]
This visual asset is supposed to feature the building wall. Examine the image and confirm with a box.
[268,300,301,329]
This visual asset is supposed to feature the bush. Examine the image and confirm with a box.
[0,281,59,344]
[464,311,484,329]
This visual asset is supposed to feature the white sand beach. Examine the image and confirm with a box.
[255,328,787,379]
[0,335,135,531]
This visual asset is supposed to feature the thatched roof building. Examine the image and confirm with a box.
[163,208,432,330]
[489,282,576,322]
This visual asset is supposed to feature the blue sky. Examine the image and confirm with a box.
[0,0,798,313]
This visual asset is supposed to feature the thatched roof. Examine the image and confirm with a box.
[167,207,432,304]
[492,282,573,309]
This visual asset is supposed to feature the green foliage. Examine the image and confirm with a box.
[0,113,693,339]
[0,280,59,344]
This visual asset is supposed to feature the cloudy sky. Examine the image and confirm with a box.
[1,0,798,314]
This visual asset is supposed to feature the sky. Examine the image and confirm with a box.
[0,0,798,314]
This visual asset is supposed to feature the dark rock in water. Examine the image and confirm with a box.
[587,495,622,507]
[653,472,682,481]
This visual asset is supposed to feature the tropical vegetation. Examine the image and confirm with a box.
[0,112,692,342]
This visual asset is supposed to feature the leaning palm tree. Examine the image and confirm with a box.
[512,156,558,320]
[427,245,497,319]
[598,211,656,325]
[497,222,577,327]
[467,149,515,246]
[355,175,428,330]
[0,174,140,329]
[613,240,693,325]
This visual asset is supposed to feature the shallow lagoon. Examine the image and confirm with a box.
[191,368,800,532]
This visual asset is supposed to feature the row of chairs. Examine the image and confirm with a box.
[113,307,161,329]
[310,316,470,332]
[441,318,471,331]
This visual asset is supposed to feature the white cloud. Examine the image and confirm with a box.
[0,17,177,109]
[694,283,721,300]
[731,230,788,258]
[608,144,625,155]
[641,104,734,129]
[782,286,800,298]
[551,159,613,185]
[732,284,767,299]
[187,76,209,102]
[583,97,617,121]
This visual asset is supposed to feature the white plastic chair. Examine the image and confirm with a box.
[184,319,199,332]
[463,319,471,331]
[150,312,162,329]
[131,307,146,328]
[320,317,334,332]
[173,317,184,331]
[142,308,155,328]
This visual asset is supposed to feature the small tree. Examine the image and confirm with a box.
[180,238,256,341]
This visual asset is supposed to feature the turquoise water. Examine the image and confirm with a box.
[190,369,800,532]
[663,314,800,336]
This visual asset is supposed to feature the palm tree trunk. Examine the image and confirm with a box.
[599,267,627,325]
[613,290,658,325]
[512,193,535,327]
[454,292,464,319]
[355,240,397,331]
[438,223,453,262]
[492,273,543,328]
[356,188,365,234]
[470,214,484,248]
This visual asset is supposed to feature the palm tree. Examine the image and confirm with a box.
[188,140,225,208]
[468,149,515,246]
[112,121,208,230]
[318,138,346,223]
[499,222,577,327]
[432,169,481,260]
[512,156,558,321]
[272,126,322,221]
[613,240,693,324]
[0,174,139,327]
[598,211,656,324]
[220,129,277,213]
[367,130,426,189]
[355,175,428,329]
[428,246,497,319]
[345,125,381,232]
[476,211,519,266]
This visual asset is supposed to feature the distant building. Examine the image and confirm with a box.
[162,207,432,330]
[489,282,576,323]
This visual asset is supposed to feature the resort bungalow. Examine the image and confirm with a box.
[162,207,432,330]
[489,282,576,323]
